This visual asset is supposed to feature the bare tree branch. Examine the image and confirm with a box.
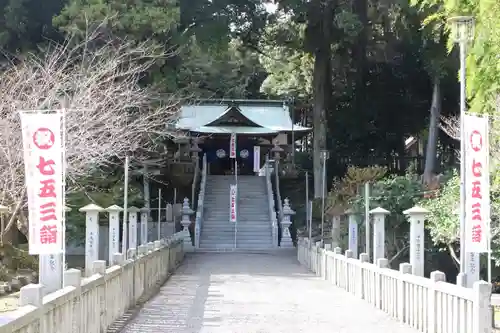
[439,115,460,141]
[0,21,184,239]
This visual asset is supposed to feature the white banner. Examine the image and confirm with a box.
[229,133,237,158]
[464,114,490,253]
[20,112,64,255]
[253,146,260,172]
[230,184,237,222]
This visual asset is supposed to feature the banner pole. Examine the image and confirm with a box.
[486,116,492,284]
[60,108,67,285]
[157,188,161,241]
[234,160,238,250]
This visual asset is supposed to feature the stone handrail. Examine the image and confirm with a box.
[265,157,278,247]
[0,236,184,333]
[194,154,207,249]
[297,238,491,333]
[274,160,284,223]
[191,155,201,207]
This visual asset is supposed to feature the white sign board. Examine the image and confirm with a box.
[253,146,260,172]
[464,114,490,253]
[20,111,64,255]
[230,184,237,222]
[229,133,237,158]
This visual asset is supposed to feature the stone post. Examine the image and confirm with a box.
[106,205,123,265]
[428,271,446,330]
[472,281,492,333]
[397,263,412,320]
[20,284,43,307]
[330,214,341,249]
[180,198,194,252]
[79,204,104,277]
[369,207,389,262]
[345,208,358,259]
[403,206,429,277]
[128,206,140,250]
[140,207,149,245]
[281,198,295,248]
[63,269,82,332]
[39,205,72,294]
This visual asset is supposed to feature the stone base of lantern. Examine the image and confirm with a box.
[280,224,294,248]
[180,227,194,252]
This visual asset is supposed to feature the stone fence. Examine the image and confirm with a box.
[0,236,184,333]
[298,238,491,333]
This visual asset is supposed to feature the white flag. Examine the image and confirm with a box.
[464,114,490,253]
[230,184,237,222]
[20,112,64,255]
[253,146,260,172]
[229,133,237,158]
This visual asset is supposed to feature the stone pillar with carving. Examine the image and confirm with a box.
[403,206,429,277]
[79,204,104,277]
[280,198,295,248]
[369,207,389,262]
[345,208,358,259]
[180,198,194,252]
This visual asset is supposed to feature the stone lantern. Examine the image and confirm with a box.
[271,142,284,162]
[180,198,194,252]
[281,198,295,248]
[190,138,202,162]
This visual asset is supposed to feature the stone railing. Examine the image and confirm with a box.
[194,154,207,249]
[273,159,284,223]
[265,157,279,247]
[191,155,201,207]
[0,237,184,333]
[298,238,491,333]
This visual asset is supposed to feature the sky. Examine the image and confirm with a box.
[263,2,277,13]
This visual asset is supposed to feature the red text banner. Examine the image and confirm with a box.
[20,112,64,255]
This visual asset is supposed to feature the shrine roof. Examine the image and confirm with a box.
[176,100,311,134]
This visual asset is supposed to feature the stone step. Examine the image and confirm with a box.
[201,227,271,232]
[204,211,269,215]
[202,223,270,227]
[200,240,273,246]
[198,244,274,250]
[204,215,270,219]
[199,235,272,240]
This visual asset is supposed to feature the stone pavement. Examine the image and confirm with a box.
[120,251,419,333]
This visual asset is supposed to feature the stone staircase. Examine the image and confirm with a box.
[200,175,274,250]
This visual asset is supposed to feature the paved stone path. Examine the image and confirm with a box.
[121,251,419,333]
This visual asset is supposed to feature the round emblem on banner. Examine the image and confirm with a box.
[33,128,55,150]
[216,149,226,158]
[240,149,249,159]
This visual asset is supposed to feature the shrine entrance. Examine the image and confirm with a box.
[203,135,257,176]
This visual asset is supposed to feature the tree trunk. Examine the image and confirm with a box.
[423,76,441,184]
[312,1,333,198]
